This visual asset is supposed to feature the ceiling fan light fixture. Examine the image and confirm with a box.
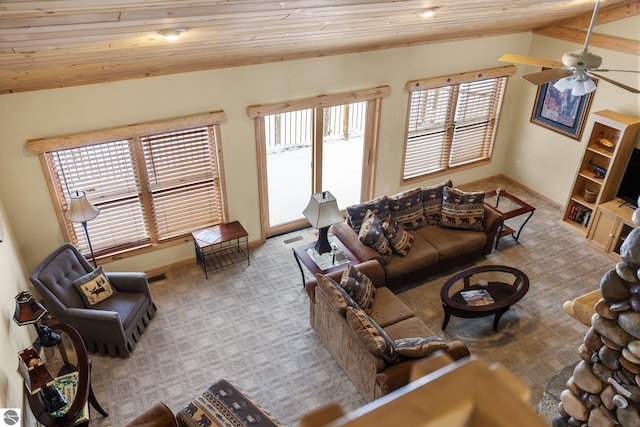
[571,77,596,97]
[159,29,186,41]
[553,76,575,93]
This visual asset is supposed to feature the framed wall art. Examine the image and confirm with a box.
[530,76,597,140]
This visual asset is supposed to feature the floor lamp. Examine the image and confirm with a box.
[65,190,100,267]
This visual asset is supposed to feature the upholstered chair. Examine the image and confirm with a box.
[29,243,157,357]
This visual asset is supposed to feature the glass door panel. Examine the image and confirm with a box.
[322,102,366,210]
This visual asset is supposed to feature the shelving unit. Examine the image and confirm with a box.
[562,110,640,236]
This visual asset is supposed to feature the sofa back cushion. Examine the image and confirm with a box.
[346,195,390,233]
[389,187,425,230]
[316,274,357,316]
[441,187,485,231]
[346,306,401,364]
[421,179,452,225]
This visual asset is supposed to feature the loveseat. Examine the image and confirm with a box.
[332,181,503,289]
[305,260,470,402]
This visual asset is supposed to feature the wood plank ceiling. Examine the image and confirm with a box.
[0,0,638,94]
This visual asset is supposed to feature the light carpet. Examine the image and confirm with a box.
[87,177,615,426]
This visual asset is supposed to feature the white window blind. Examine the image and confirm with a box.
[35,115,226,259]
[403,67,512,182]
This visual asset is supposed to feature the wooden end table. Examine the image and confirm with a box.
[440,265,529,332]
[292,236,361,288]
[192,221,249,279]
[484,189,535,249]
[27,323,107,426]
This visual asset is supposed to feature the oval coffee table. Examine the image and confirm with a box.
[440,265,529,332]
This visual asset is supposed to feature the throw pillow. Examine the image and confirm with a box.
[441,187,485,231]
[422,179,453,225]
[389,187,426,230]
[358,209,393,264]
[346,195,390,233]
[346,306,401,364]
[340,264,376,314]
[394,336,448,358]
[381,213,414,256]
[72,266,118,307]
[316,274,357,316]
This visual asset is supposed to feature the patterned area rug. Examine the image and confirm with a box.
[87,177,613,426]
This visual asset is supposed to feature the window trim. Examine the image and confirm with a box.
[27,111,228,262]
[402,66,516,184]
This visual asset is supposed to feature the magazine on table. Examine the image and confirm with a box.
[460,289,495,306]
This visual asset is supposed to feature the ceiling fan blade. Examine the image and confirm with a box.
[499,54,564,69]
[591,69,640,73]
[588,72,640,94]
[522,68,573,85]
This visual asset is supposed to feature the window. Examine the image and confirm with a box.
[402,66,515,182]
[27,112,227,260]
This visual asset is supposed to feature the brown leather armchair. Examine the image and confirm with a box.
[29,243,157,357]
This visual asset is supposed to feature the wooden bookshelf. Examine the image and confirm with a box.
[562,110,640,236]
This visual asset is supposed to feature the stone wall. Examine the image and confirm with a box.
[555,227,640,427]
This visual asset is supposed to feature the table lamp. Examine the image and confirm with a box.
[18,347,67,413]
[13,291,61,347]
[303,191,344,254]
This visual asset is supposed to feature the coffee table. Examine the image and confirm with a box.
[440,265,529,332]
[484,189,535,249]
[292,236,361,287]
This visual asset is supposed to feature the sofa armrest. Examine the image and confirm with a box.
[304,259,386,303]
[481,205,504,255]
[123,401,177,427]
[375,341,471,397]
[331,222,382,265]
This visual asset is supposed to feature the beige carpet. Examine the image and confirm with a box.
[87,177,615,426]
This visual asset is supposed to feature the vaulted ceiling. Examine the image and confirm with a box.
[1,1,638,94]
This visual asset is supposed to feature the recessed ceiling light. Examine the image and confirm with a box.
[158,29,186,41]
[421,8,438,18]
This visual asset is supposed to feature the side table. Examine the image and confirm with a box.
[192,221,249,278]
[292,236,361,287]
[484,190,535,249]
[27,323,107,427]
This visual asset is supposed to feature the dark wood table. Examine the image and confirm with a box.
[440,265,529,332]
[192,221,249,278]
[484,189,535,249]
[292,235,361,287]
[27,323,107,426]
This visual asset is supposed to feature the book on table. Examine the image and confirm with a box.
[51,372,89,423]
[460,289,495,306]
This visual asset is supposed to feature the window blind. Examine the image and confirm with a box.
[37,114,226,259]
[403,67,512,182]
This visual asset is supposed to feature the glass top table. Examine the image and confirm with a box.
[484,189,535,249]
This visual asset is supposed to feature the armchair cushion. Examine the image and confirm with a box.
[72,266,118,307]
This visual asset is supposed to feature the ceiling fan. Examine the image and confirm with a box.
[500,0,639,95]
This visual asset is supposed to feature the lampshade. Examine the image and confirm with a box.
[13,291,47,326]
[18,347,55,394]
[303,191,344,229]
[65,190,99,223]
[553,71,596,97]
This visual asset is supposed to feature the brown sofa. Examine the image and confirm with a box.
[305,260,470,402]
[331,204,503,289]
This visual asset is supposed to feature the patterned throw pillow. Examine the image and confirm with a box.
[389,187,426,230]
[394,336,448,358]
[422,179,453,225]
[316,274,357,316]
[441,187,485,231]
[346,306,401,364]
[346,195,390,233]
[358,210,393,264]
[340,264,376,314]
[381,213,414,256]
[72,266,118,307]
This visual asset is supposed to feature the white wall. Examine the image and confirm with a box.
[0,16,637,277]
